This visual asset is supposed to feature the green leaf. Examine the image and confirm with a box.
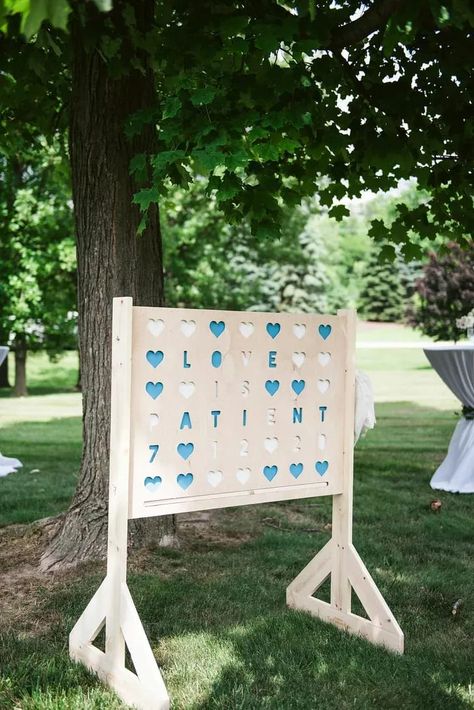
[328,204,350,221]
[190,87,216,106]
[132,186,160,212]
[162,96,181,120]
[92,0,112,11]
[22,0,71,38]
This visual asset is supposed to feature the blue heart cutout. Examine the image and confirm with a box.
[263,465,278,481]
[265,380,280,396]
[266,322,281,339]
[144,475,162,490]
[319,324,332,340]
[315,460,329,476]
[146,350,164,368]
[211,350,222,368]
[291,379,305,395]
[177,473,193,490]
[210,320,225,337]
[177,442,194,460]
[290,463,303,478]
[146,381,163,399]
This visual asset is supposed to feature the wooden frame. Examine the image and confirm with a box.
[69,298,403,710]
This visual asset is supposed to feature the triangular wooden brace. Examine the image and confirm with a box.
[287,542,404,653]
[69,579,169,710]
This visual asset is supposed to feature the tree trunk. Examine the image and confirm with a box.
[41,0,176,571]
[13,338,27,397]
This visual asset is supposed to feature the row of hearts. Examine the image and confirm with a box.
[148,319,332,340]
[145,350,332,369]
[146,379,331,399]
[144,461,329,490]
[145,435,325,460]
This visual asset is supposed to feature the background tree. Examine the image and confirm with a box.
[408,243,474,341]
[0,142,76,396]
[1,0,472,568]
[358,246,406,322]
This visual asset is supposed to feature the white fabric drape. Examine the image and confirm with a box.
[424,345,474,494]
[354,370,376,445]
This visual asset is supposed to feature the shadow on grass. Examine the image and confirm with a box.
[1,400,473,709]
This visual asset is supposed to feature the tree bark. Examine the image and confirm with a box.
[13,338,27,397]
[41,0,176,570]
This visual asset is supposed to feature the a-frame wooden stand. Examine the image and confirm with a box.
[69,301,402,710]
[69,298,170,709]
[287,309,404,653]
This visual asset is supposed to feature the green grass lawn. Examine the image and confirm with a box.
[1,349,473,709]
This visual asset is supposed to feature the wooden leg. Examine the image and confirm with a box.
[286,541,404,654]
[69,577,170,710]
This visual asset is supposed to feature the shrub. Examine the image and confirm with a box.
[407,243,474,341]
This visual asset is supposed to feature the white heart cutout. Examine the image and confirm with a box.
[293,323,306,339]
[149,413,159,429]
[292,352,305,368]
[318,434,326,450]
[318,352,331,367]
[264,437,279,454]
[181,319,196,337]
[207,470,223,488]
[147,319,165,337]
[317,379,330,394]
[239,322,254,338]
[236,467,251,484]
[179,381,195,399]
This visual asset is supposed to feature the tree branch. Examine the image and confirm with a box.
[329,0,408,49]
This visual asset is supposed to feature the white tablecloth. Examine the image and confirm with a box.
[0,346,8,368]
[424,345,474,493]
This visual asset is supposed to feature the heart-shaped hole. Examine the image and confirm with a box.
[177,442,194,460]
[291,379,305,396]
[144,475,162,491]
[207,469,223,488]
[317,379,330,394]
[179,381,195,399]
[266,322,281,339]
[292,352,305,368]
[146,350,164,368]
[239,322,254,338]
[315,460,329,476]
[289,463,303,479]
[293,324,306,339]
[318,324,332,340]
[180,319,196,337]
[209,320,225,337]
[263,465,278,481]
[264,436,278,453]
[318,352,331,367]
[147,319,165,337]
[236,467,251,484]
[177,473,193,490]
[265,380,280,396]
[146,382,163,399]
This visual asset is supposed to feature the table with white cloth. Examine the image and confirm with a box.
[424,344,474,493]
[0,346,8,368]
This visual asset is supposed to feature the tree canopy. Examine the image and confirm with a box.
[1,0,473,258]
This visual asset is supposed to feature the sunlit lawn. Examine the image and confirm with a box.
[1,345,473,709]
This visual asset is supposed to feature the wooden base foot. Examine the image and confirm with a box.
[69,578,169,710]
[286,540,404,654]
